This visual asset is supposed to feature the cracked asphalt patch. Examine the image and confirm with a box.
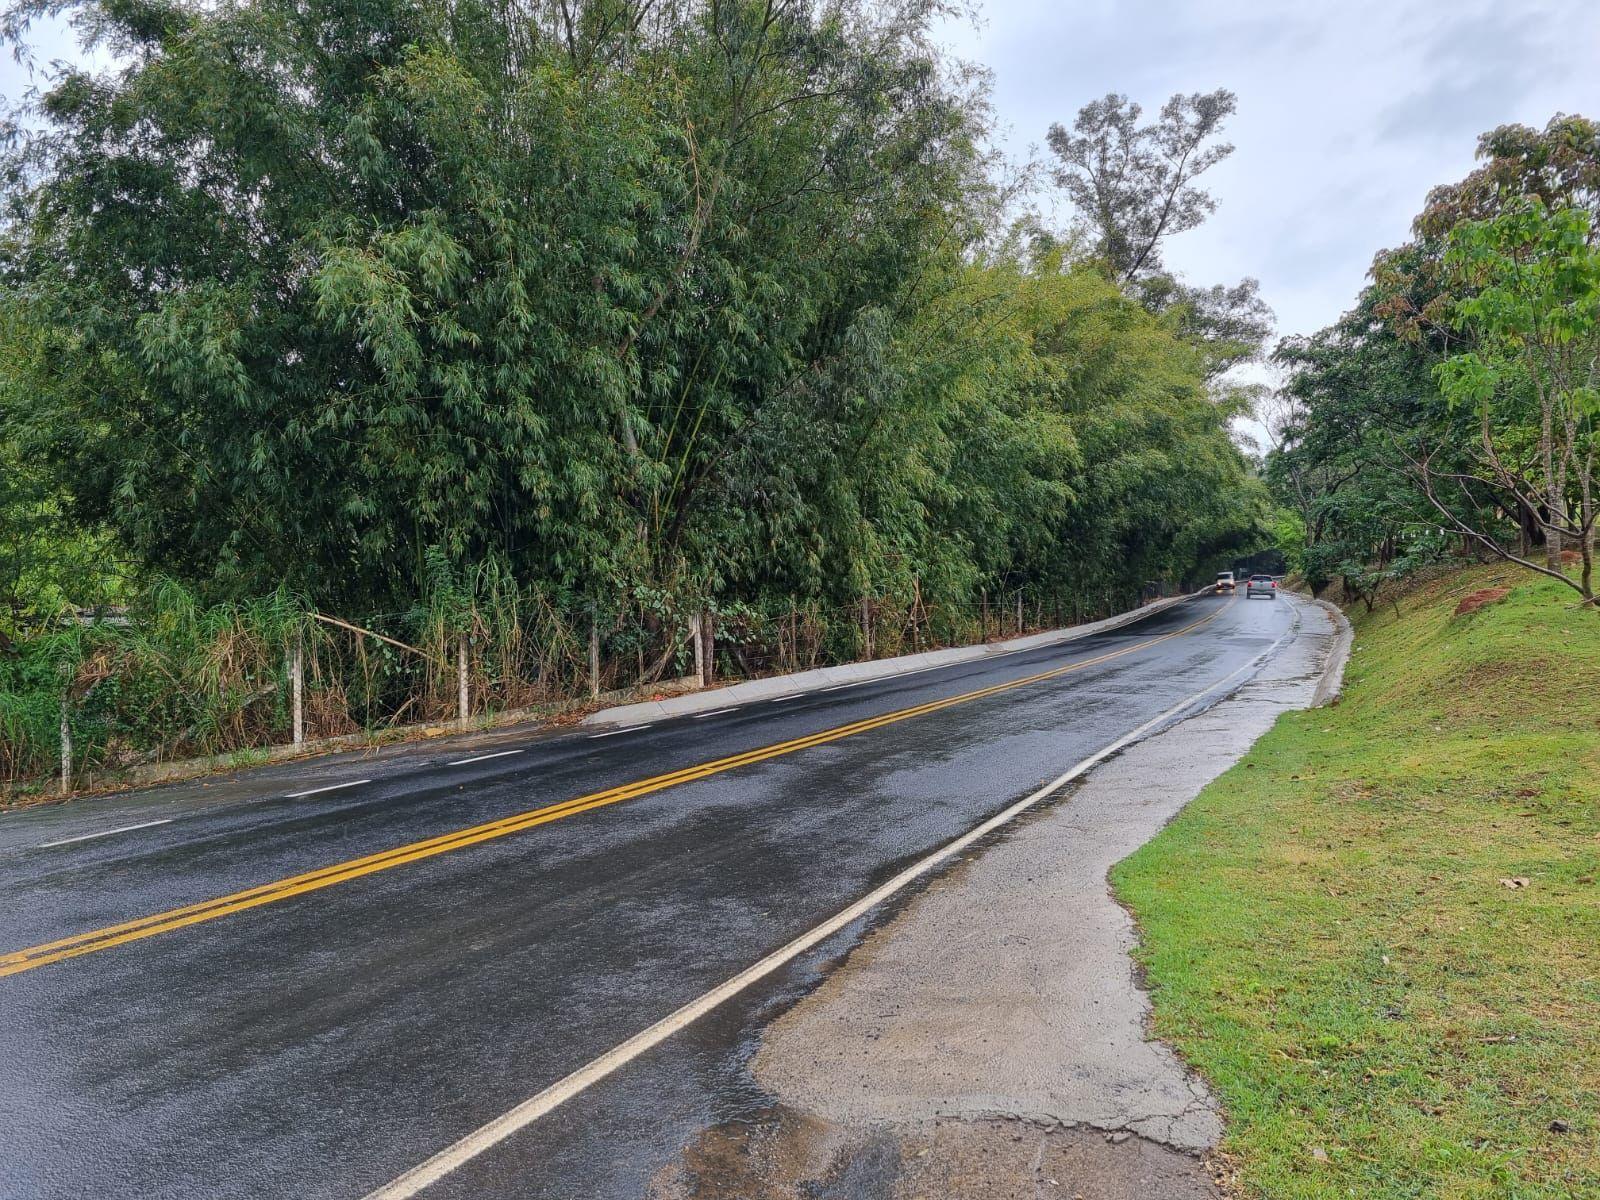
[651,1109,1221,1200]
[653,597,1344,1199]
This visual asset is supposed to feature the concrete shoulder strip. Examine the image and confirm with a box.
[1309,597,1354,707]
[581,593,1198,729]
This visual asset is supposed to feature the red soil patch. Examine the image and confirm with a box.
[1455,587,1511,615]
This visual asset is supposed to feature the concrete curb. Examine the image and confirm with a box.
[1309,598,1354,707]
[582,593,1201,729]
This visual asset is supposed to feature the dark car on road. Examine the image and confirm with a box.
[1245,574,1278,599]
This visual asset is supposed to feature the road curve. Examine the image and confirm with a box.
[0,591,1297,1199]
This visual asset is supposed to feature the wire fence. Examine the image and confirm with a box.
[1,580,1169,796]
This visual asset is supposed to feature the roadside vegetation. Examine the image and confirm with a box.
[1265,116,1599,613]
[0,0,1273,791]
[1116,564,1600,1199]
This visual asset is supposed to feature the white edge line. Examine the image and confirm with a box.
[284,779,371,799]
[692,708,738,719]
[37,818,174,849]
[359,601,1291,1200]
[447,750,525,766]
[588,726,649,739]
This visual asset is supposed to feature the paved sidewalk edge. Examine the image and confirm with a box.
[581,593,1201,728]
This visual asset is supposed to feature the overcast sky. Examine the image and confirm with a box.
[937,0,1600,347]
[7,0,1599,349]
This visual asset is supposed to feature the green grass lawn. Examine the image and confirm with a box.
[1114,565,1600,1199]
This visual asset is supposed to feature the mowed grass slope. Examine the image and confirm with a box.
[1114,565,1600,1199]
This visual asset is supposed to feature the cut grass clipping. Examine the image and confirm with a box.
[1115,565,1599,1199]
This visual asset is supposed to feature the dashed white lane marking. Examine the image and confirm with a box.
[359,609,1291,1200]
[588,726,650,739]
[447,750,525,766]
[693,708,737,719]
[284,779,371,799]
[38,819,174,849]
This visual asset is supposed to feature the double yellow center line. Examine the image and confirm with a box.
[2,600,1224,979]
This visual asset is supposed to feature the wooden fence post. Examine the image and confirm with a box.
[457,632,469,729]
[700,610,715,685]
[1015,591,1023,636]
[588,614,600,699]
[860,595,872,659]
[291,635,305,747]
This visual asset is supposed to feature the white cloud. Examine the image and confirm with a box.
[938,0,1600,341]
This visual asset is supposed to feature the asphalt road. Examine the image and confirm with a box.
[0,591,1296,1200]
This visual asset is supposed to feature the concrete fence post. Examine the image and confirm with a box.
[457,632,469,729]
[291,636,305,747]
[588,614,600,699]
[59,689,72,798]
[690,612,704,688]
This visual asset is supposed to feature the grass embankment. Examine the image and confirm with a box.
[1114,565,1600,1199]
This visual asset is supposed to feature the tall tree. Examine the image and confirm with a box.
[1,0,1270,640]
[1,0,987,614]
[1046,89,1270,373]
[1047,89,1236,283]
[1267,113,1600,611]
[1430,196,1599,600]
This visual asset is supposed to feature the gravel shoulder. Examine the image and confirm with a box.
[653,596,1346,1199]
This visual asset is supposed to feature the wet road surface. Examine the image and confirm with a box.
[0,592,1294,1199]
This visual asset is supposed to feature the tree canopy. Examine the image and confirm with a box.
[1266,115,1599,609]
[1,0,1267,634]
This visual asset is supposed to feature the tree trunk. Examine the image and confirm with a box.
[1581,451,1596,602]
[1542,403,1563,570]
[700,611,715,684]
